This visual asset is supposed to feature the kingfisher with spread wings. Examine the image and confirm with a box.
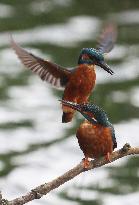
[11,24,116,123]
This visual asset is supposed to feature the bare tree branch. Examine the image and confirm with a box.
[1,144,139,205]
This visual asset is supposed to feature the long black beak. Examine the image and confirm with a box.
[97,61,114,75]
[59,100,82,112]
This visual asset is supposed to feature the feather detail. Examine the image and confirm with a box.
[97,23,117,53]
[10,36,71,88]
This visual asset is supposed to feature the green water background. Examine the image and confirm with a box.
[0,0,139,205]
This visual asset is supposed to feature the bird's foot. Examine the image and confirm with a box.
[82,157,90,169]
[105,152,111,162]
[122,143,131,153]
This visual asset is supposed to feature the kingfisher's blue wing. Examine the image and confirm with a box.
[96,23,117,53]
[11,36,72,89]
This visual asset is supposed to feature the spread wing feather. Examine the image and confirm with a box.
[97,23,117,53]
[11,36,71,88]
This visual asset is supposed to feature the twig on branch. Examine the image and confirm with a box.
[1,144,139,205]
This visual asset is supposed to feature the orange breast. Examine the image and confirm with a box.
[62,64,96,112]
[76,120,113,159]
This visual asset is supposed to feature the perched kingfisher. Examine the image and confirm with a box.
[60,100,117,168]
[11,24,116,123]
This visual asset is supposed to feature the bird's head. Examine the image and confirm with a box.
[60,100,110,125]
[78,48,114,75]
[60,100,105,125]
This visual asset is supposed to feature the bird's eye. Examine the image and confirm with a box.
[88,54,97,62]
